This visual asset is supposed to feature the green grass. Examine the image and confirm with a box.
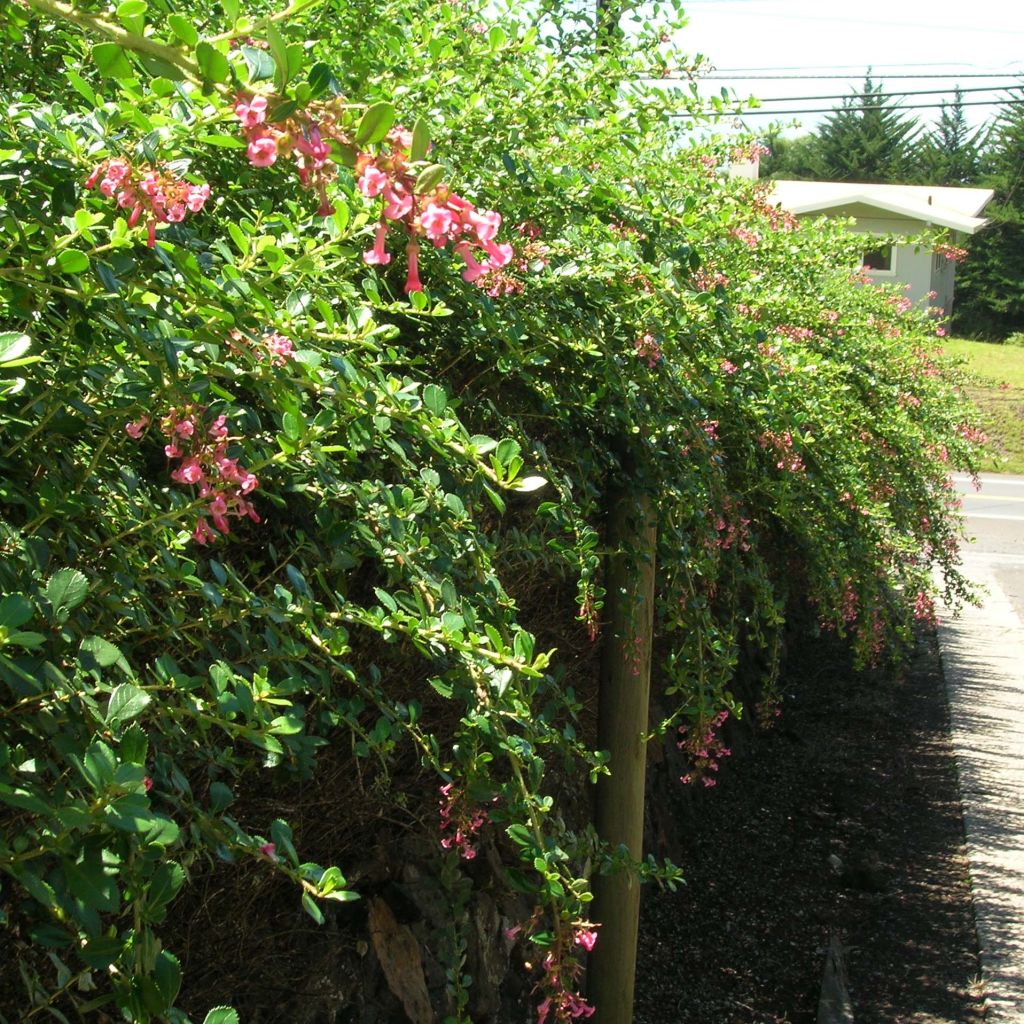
[941,337,1024,474]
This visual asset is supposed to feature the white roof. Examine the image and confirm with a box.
[768,179,994,234]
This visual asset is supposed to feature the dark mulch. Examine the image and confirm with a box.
[634,629,985,1024]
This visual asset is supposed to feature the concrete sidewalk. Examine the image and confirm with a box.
[938,558,1024,1021]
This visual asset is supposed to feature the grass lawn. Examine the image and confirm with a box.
[941,337,1024,475]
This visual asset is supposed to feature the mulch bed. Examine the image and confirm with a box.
[634,628,985,1024]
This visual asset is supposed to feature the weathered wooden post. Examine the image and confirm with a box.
[589,484,657,1024]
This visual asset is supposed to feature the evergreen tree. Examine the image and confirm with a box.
[921,87,986,185]
[759,130,821,180]
[953,85,1024,338]
[810,73,922,182]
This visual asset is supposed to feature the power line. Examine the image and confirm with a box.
[699,72,1024,81]
[700,83,1021,104]
[683,97,1024,117]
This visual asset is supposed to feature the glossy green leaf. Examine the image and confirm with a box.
[167,13,198,47]
[107,683,151,727]
[354,102,397,147]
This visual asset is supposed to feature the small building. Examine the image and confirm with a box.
[767,179,994,317]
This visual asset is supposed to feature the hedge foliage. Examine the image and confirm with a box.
[0,0,983,1019]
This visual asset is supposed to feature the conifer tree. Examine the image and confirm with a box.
[922,87,986,185]
[810,73,922,183]
[953,85,1024,337]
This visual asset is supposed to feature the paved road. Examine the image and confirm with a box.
[939,472,1024,1021]
[953,472,1024,620]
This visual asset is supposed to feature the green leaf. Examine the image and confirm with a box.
[116,0,147,32]
[63,856,120,913]
[414,163,446,195]
[152,950,182,1009]
[92,42,134,80]
[355,102,397,147]
[202,1009,239,1024]
[301,890,325,925]
[241,45,276,84]
[82,740,117,792]
[422,383,447,415]
[57,249,90,274]
[265,22,291,90]
[0,332,31,366]
[513,475,548,492]
[145,861,185,921]
[0,594,33,629]
[107,684,151,727]
[119,724,148,765]
[195,41,229,83]
[488,25,508,49]
[410,117,430,162]
[80,635,127,672]
[198,134,247,149]
[307,61,342,98]
[285,289,312,316]
[167,13,198,47]
[208,781,233,811]
[44,568,88,620]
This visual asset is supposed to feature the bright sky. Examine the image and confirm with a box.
[668,0,1024,137]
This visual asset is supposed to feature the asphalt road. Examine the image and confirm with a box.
[952,471,1024,621]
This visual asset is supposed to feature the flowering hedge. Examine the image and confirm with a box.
[0,0,983,1020]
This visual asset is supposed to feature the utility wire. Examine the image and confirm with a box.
[690,83,1021,104]
[697,72,1024,81]
[680,97,1024,117]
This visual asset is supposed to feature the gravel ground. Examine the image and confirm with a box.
[634,629,985,1024]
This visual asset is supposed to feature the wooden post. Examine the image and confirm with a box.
[589,486,657,1024]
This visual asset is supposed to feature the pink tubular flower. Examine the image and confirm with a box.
[192,518,216,545]
[125,417,149,439]
[469,209,502,244]
[574,929,598,952]
[720,359,738,374]
[364,222,392,266]
[404,241,423,293]
[455,241,488,282]
[247,136,279,168]
[259,842,278,862]
[172,457,204,485]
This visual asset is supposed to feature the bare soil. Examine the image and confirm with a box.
[634,629,985,1024]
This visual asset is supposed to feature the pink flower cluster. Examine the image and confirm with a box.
[934,242,967,263]
[356,139,515,293]
[634,332,663,368]
[913,590,937,625]
[85,158,210,247]
[692,268,729,292]
[235,94,338,216]
[758,429,805,473]
[774,324,814,343]
[229,327,294,366]
[730,226,761,248]
[957,422,988,445]
[438,782,489,860]
[709,496,751,553]
[125,407,261,544]
[535,953,595,1024]
[719,359,738,374]
[678,710,732,787]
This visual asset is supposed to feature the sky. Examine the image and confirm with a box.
[662,0,1024,137]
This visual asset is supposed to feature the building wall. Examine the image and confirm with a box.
[796,207,946,311]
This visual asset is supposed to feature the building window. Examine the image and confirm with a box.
[862,244,894,272]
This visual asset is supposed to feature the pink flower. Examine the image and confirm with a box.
[382,183,413,221]
[172,457,203,485]
[235,94,268,128]
[363,222,392,266]
[247,136,278,168]
[720,359,738,374]
[208,415,229,440]
[404,242,423,293]
[469,209,502,244]
[192,518,216,545]
[455,242,488,282]
[259,842,278,862]
[187,183,211,213]
[125,417,149,439]
[574,929,598,952]
[483,240,514,269]
[239,472,259,494]
[143,775,154,792]
[358,165,388,198]
[420,202,455,244]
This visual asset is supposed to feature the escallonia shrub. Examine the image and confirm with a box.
[0,0,987,1020]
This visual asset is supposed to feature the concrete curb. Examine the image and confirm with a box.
[938,559,1024,1021]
